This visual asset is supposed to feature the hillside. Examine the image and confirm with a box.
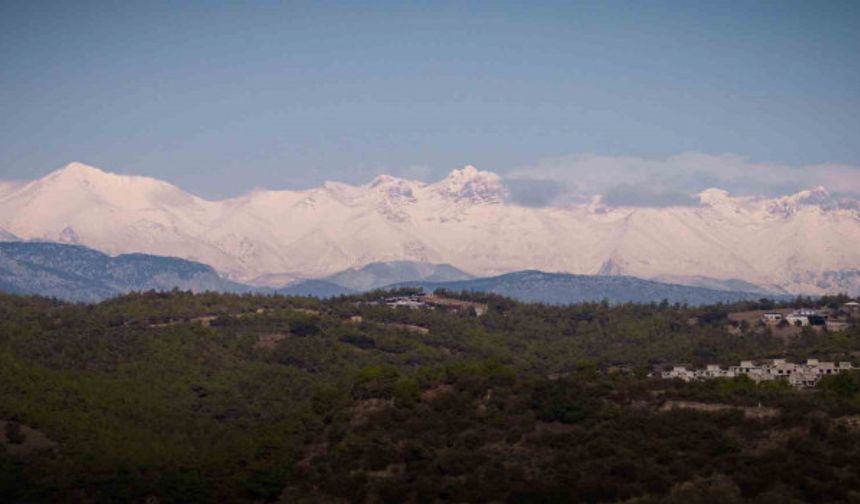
[1,290,859,502]
[395,270,787,306]
[0,242,248,302]
[1,163,859,294]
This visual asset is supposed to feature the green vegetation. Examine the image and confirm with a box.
[1,290,859,502]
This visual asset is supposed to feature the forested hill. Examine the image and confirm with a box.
[394,270,785,306]
[1,290,859,502]
[0,241,249,302]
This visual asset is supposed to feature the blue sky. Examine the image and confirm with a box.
[1,1,859,201]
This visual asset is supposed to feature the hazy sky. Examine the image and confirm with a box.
[1,1,859,202]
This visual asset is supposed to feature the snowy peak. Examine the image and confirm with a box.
[20,162,202,210]
[434,165,508,204]
[793,185,831,202]
[42,162,129,190]
[367,174,419,202]
[54,161,109,178]
[697,188,732,207]
[695,186,859,218]
[368,174,410,187]
[766,186,839,217]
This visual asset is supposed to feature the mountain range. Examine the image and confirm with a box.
[0,242,781,305]
[1,162,858,294]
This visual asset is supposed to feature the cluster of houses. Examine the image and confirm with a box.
[761,308,826,327]
[759,302,859,332]
[382,293,488,316]
[383,294,427,310]
[358,294,427,312]
[661,358,854,388]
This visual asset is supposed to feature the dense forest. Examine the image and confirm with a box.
[1,290,860,503]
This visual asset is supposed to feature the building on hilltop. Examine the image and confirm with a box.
[785,309,827,327]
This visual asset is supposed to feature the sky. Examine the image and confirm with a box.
[1,0,859,204]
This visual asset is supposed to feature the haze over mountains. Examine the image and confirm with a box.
[1,162,859,295]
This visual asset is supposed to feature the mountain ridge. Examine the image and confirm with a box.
[323,261,474,291]
[0,242,794,305]
[0,242,483,302]
[393,270,793,306]
[1,162,858,294]
[0,241,249,302]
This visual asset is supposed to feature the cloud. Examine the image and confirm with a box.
[504,179,566,207]
[601,184,699,208]
[503,152,860,207]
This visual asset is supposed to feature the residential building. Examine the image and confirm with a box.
[663,358,855,388]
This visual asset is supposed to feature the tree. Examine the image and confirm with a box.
[818,370,860,398]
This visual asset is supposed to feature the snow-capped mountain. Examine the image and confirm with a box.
[1,161,859,294]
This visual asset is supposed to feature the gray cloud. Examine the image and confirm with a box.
[504,152,860,207]
[504,179,565,207]
[601,185,699,208]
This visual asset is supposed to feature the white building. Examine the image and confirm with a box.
[386,299,425,309]
[766,359,797,378]
[384,295,427,310]
[696,364,736,379]
[663,358,855,388]
[729,360,757,374]
[661,366,696,382]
